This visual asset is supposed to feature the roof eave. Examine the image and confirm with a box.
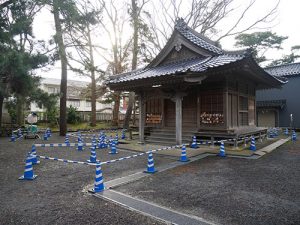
[244,58,285,89]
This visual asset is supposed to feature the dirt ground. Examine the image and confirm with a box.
[0,133,172,225]
[1,132,299,225]
[116,139,300,225]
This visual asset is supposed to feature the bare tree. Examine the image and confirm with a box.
[96,0,132,127]
[123,0,149,129]
[144,0,279,54]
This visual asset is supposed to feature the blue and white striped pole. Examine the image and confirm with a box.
[77,132,82,142]
[115,134,119,145]
[144,152,157,173]
[92,135,97,148]
[109,140,118,154]
[65,135,70,144]
[97,137,102,149]
[43,132,48,141]
[284,128,289,135]
[274,128,279,137]
[121,130,126,139]
[249,136,256,151]
[179,145,190,162]
[18,129,22,138]
[218,142,226,157]
[77,140,84,151]
[292,130,297,141]
[90,164,104,193]
[269,129,274,138]
[10,134,16,142]
[47,128,51,137]
[87,146,97,163]
[191,136,198,148]
[19,153,37,180]
[31,145,40,165]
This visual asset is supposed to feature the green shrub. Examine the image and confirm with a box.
[67,105,81,124]
[47,107,58,126]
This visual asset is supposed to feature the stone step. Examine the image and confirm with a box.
[149,133,193,140]
[145,139,179,145]
[147,135,191,142]
[150,129,197,134]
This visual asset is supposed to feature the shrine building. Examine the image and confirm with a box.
[107,18,283,145]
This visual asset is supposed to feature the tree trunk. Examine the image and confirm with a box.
[16,95,25,126]
[123,0,139,129]
[0,94,4,127]
[53,0,67,136]
[87,25,97,127]
[123,92,135,128]
[90,74,96,126]
[111,42,121,126]
[112,91,120,127]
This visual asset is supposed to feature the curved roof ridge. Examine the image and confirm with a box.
[174,18,223,55]
[223,48,251,56]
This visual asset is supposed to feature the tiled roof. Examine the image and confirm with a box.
[265,63,300,77]
[174,18,223,55]
[108,19,282,88]
[256,100,286,108]
[108,54,245,84]
[41,78,89,87]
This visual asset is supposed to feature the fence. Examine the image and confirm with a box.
[78,112,126,122]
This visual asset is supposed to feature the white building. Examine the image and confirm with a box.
[30,78,113,121]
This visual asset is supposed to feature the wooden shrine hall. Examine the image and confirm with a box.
[107,18,284,145]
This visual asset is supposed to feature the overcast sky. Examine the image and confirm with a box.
[33,0,300,81]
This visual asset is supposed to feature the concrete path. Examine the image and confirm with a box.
[255,137,290,156]
[89,139,290,225]
[95,190,216,225]
[105,153,211,189]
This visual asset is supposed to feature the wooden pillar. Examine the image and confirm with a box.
[175,94,183,145]
[224,83,229,130]
[161,98,165,128]
[210,136,215,147]
[237,80,240,127]
[234,136,238,148]
[196,93,200,129]
[138,93,145,143]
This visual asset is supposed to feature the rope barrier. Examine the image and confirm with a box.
[195,133,269,146]
[36,155,98,166]
[34,143,93,147]
[67,129,127,137]
[34,144,185,166]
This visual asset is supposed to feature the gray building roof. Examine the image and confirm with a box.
[265,63,300,77]
[41,77,89,88]
[108,18,247,85]
[108,19,283,89]
[256,99,286,108]
[110,54,245,84]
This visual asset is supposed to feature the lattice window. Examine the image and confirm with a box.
[239,96,248,110]
[239,96,248,126]
[200,92,224,125]
[146,98,162,125]
[248,98,255,125]
[239,112,248,126]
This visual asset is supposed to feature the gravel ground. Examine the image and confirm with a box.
[0,133,172,225]
[116,139,300,225]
